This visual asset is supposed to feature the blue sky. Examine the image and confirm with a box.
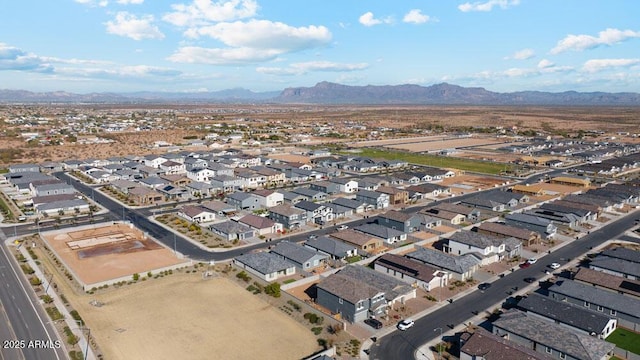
[1,0,639,93]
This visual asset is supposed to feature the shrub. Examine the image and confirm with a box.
[236,271,251,282]
[21,264,35,274]
[132,273,140,281]
[311,327,323,335]
[41,295,53,304]
[30,277,42,286]
[264,282,281,298]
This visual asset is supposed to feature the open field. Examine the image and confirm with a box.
[64,274,318,360]
[382,136,508,153]
[41,223,189,289]
[346,148,515,175]
[2,105,639,166]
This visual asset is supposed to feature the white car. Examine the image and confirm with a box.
[526,257,538,264]
[397,319,415,331]
[337,225,349,230]
[549,262,561,270]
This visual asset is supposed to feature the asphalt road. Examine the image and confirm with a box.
[369,210,640,360]
[0,235,67,360]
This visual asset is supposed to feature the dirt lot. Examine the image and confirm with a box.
[383,136,508,153]
[41,223,189,289]
[66,273,318,360]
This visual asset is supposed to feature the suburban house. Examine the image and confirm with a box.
[589,253,640,280]
[325,203,353,219]
[250,189,284,208]
[233,252,296,282]
[492,309,614,360]
[315,265,416,323]
[309,181,340,195]
[32,183,76,197]
[331,197,367,213]
[476,221,541,247]
[548,279,640,331]
[294,200,334,225]
[430,203,481,223]
[505,213,557,239]
[377,210,423,233]
[128,187,163,205]
[327,178,359,193]
[354,223,407,245]
[374,253,448,292]
[290,187,328,202]
[210,175,243,193]
[187,168,216,183]
[459,327,552,360]
[268,204,307,229]
[237,214,283,235]
[178,205,216,223]
[355,190,390,209]
[201,200,236,217]
[375,186,409,205]
[329,229,384,254]
[35,199,90,216]
[573,267,640,298]
[405,183,451,200]
[270,241,327,272]
[158,184,189,200]
[209,220,255,241]
[304,236,358,261]
[405,247,481,281]
[280,190,308,204]
[185,181,215,197]
[420,207,466,225]
[445,231,516,265]
[517,293,617,339]
[226,191,261,211]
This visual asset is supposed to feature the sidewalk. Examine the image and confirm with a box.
[5,237,96,360]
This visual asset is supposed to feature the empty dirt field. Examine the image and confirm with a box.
[69,274,318,360]
[384,136,509,152]
[41,223,189,289]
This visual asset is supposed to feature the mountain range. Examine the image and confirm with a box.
[1,82,639,105]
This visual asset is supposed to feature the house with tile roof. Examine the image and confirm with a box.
[573,267,640,299]
[377,210,424,233]
[268,204,308,229]
[209,220,255,241]
[178,205,216,223]
[329,229,384,254]
[476,222,540,247]
[446,231,513,265]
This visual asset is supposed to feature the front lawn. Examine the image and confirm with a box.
[606,328,640,355]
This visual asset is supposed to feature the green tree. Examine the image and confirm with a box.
[264,282,281,298]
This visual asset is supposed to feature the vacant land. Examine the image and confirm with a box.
[41,224,189,289]
[68,274,318,360]
[347,148,514,175]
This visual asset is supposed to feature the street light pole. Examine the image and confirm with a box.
[173,232,177,255]
[434,327,443,360]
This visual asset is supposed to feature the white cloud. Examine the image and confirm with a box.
[537,59,554,69]
[117,0,144,4]
[163,0,258,27]
[74,0,108,7]
[257,61,369,76]
[403,9,431,24]
[0,43,53,72]
[358,12,394,27]
[168,46,281,65]
[105,12,165,40]
[183,19,331,52]
[505,48,534,60]
[551,28,640,54]
[582,58,640,73]
[458,0,520,12]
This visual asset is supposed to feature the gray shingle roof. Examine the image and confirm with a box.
[270,241,326,265]
[517,293,614,335]
[354,223,405,240]
[406,247,480,274]
[460,327,552,360]
[601,247,640,264]
[304,236,355,258]
[234,252,294,275]
[549,279,640,318]
[317,265,413,305]
[448,231,504,249]
[590,256,640,278]
[493,309,614,360]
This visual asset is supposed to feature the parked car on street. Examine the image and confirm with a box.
[549,262,561,270]
[478,283,492,291]
[397,319,414,331]
[527,257,538,264]
[337,225,349,230]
